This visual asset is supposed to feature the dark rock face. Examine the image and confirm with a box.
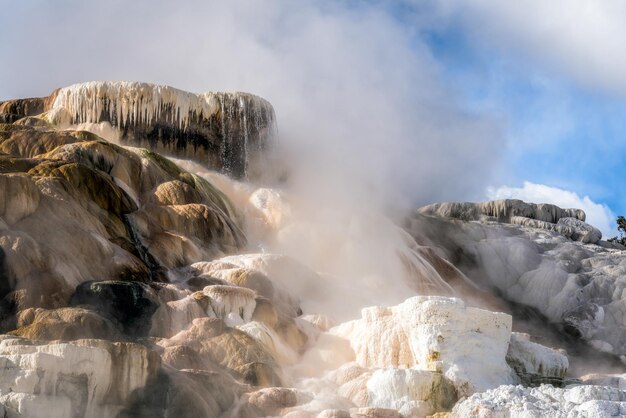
[0,113,21,124]
[0,247,10,300]
[70,281,159,336]
[0,97,47,117]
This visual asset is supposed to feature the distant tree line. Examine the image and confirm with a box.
[608,215,626,246]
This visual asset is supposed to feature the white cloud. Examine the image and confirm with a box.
[487,181,618,237]
[424,0,626,96]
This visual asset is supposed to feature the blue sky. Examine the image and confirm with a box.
[423,22,626,229]
[0,0,624,236]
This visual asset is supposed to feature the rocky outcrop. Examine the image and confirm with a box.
[0,81,277,179]
[407,202,626,358]
[419,199,600,244]
[328,296,514,397]
[0,336,160,418]
[506,332,569,386]
[0,122,246,321]
[419,199,585,224]
[70,281,159,336]
[0,98,48,119]
[4,83,626,417]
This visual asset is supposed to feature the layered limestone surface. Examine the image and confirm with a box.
[0,81,277,178]
[329,296,514,396]
[0,123,246,316]
[419,199,602,244]
[2,84,625,417]
[408,201,626,358]
[0,336,159,418]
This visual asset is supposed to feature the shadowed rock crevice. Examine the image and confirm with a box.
[0,248,11,301]
[70,281,159,336]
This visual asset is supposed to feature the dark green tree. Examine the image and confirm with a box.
[608,215,626,245]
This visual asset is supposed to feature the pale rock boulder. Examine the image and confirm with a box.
[451,384,626,417]
[158,317,282,387]
[149,291,213,338]
[365,368,456,416]
[557,217,603,244]
[0,336,159,418]
[247,386,299,416]
[203,285,257,326]
[330,296,515,396]
[190,261,301,318]
[506,332,569,385]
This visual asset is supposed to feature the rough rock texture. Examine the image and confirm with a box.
[9,307,123,341]
[419,199,600,244]
[0,81,277,179]
[0,121,246,321]
[70,281,159,336]
[507,332,569,386]
[283,296,560,417]
[419,199,586,224]
[451,384,626,417]
[407,204,626,357]
[0,336,160,418]
[330,296,514,396]
[4,84,625,417]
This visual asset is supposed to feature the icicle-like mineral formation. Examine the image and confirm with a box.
[1,81,277,179]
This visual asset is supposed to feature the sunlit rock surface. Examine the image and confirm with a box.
[2,84,625,417]
[419,199,586,225]
[0,122,246,319]
[408,201,626,358]
[0,81,277,179]
[329,296,514,396]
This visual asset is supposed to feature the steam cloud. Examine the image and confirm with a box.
[0,0,502,208]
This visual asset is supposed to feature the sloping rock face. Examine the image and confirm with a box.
[0,81,277,179]
[407,201,626,358]
[290,297,506,416]
[0,88,280,416]
[0,122,246,320]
